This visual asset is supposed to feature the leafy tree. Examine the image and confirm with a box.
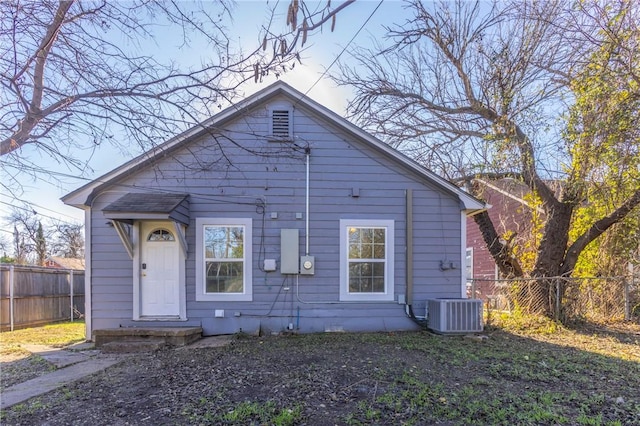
[335,0,640,315]
[35,221,47,266]
[565,0,640,278]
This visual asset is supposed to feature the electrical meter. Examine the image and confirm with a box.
[299,255,315,275]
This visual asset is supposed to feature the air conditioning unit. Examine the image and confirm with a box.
[427,299,483,334]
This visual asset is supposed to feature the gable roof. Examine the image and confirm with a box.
[62,81,485,212]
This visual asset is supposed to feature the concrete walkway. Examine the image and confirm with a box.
[1,356,122,409]
[1,336,233,410]
[1,342,123,410]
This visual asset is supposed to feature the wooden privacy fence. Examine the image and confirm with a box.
[0,264,85,331]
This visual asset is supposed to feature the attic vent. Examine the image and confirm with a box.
[270,109,292,140]
[427,299,483,334]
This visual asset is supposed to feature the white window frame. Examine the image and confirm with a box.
[339,219,394,302]
[195,218,252,302]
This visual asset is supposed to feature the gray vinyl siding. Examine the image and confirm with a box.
[88,95,465,335]
[90,194,135,329]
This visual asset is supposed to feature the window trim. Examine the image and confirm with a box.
[339,219,394,302]
[195,218,252,302]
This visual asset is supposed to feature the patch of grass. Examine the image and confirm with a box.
[223,401,302,426]
[349,372,588,425]
[491,308,561,334]
[341,323,639,426]
[182,399,303,425]
[0,321,85,357]
[1,398,50,418]
[491,312,640,362]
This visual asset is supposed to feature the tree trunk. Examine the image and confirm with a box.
[527,202,574,316]
[472,211,524,278]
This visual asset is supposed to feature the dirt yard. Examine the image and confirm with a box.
[1,323,639,425]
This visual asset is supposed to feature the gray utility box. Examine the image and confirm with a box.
[280,229,299,274]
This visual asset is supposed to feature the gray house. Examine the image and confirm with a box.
[63,82,485,340]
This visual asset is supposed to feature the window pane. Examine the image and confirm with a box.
[148,229,175,241]
[349,276,361,293]
[373,262,385,279]
[360,242,373,259]
[348,243,359,259]
[349,227,360,244]
[204,226,244,259]
[348,228,360,258]
[362,229,374,249]
[348,261,385,293]
[205,261,243,293]
[372,277,385,293]
[349,263,364,292]
[348,227,386,260]
[373,228,385,259]
[373,243,385,259]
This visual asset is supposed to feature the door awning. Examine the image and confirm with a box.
[103,193,190,225]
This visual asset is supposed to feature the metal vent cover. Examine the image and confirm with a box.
[271,109,291,139]
[427,299,483,334]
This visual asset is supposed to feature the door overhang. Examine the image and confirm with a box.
[103,193,190,258]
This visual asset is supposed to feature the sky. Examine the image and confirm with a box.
[0,1,410,238]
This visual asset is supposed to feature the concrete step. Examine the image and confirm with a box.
[100,338,167,354]
[94,327,203,349]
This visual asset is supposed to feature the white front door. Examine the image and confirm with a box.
[140,221,180,317]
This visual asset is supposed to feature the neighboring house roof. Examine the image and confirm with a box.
[45,256,85,270]
[474,177,544,214]
[62,81,485,213]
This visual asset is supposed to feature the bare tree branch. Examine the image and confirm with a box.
[0,0,354,190]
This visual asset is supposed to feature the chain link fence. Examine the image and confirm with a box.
[468,273,639,323]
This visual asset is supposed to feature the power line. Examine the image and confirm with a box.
[19,200,80,221]
[0,200,81,226]
[0,198,81,221]
[296,0,384,104]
